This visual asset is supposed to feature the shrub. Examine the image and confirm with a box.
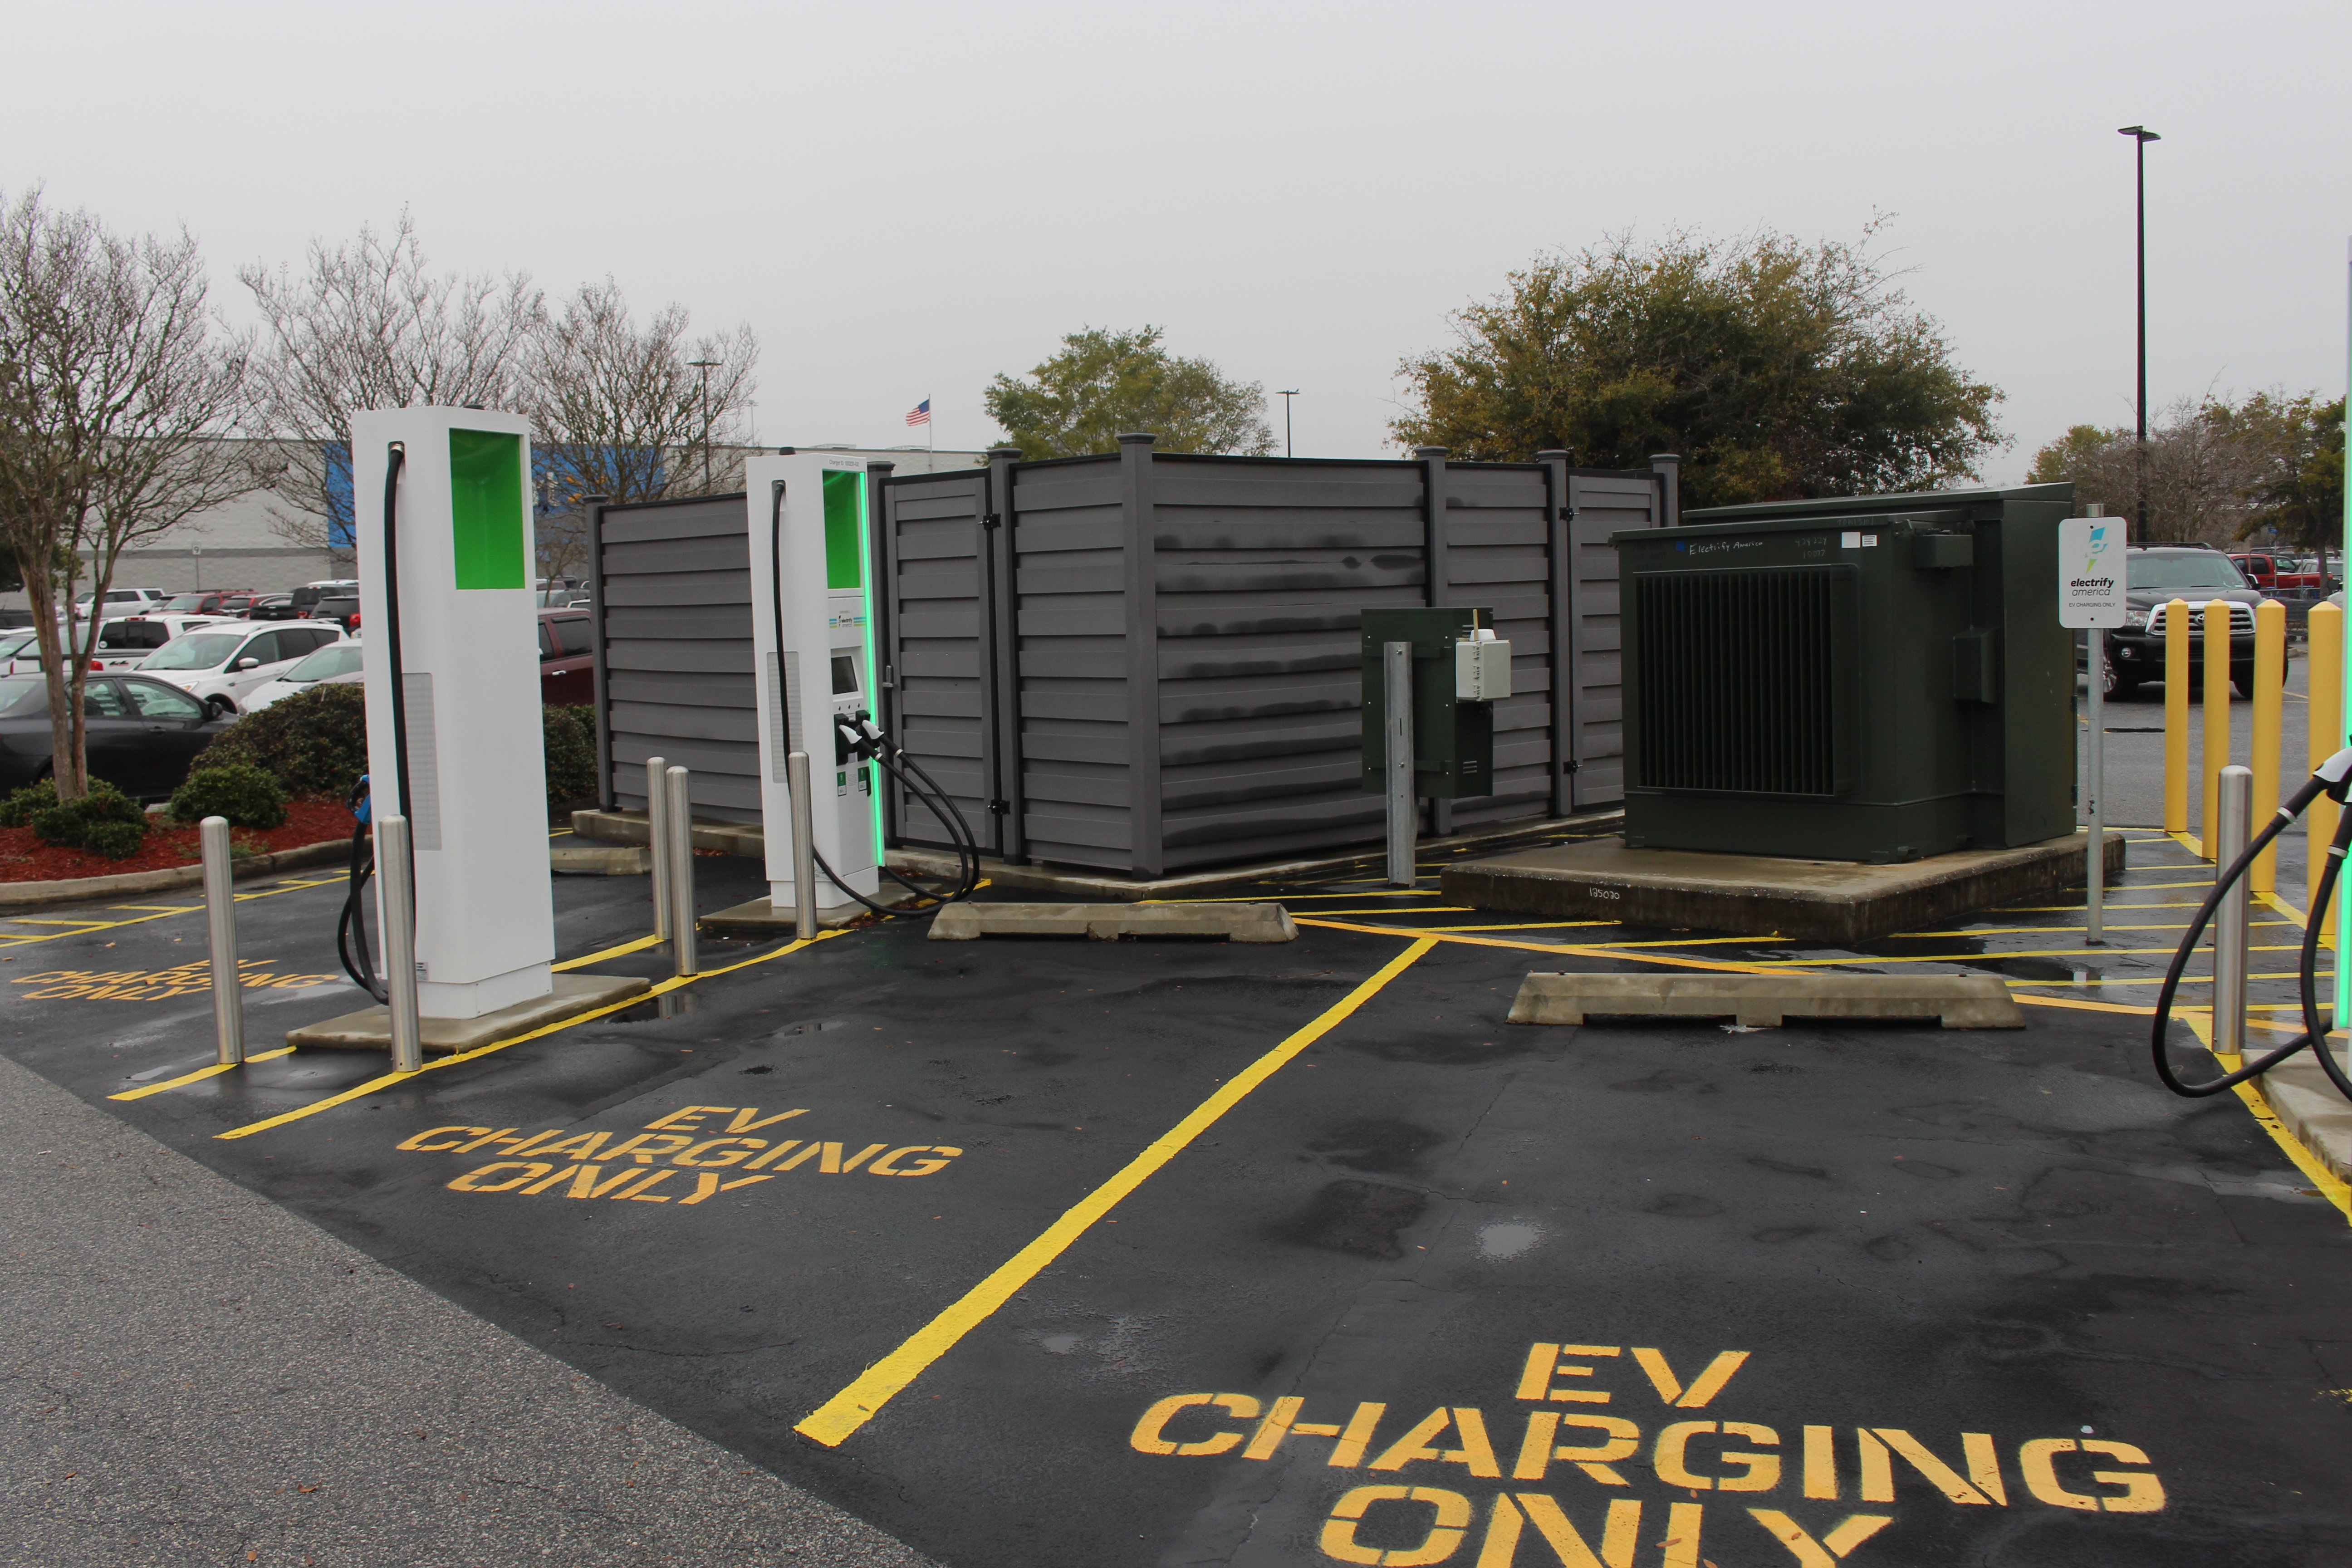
[168,763,289,829]
[29,780,147,857]
[543,703,597,810]
[0,777,57,828]
[196,683,367,799]
[81,819,147,859]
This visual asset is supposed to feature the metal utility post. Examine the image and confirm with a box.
[645,755,671,940]
[2213,765,2251,1058]
[787,750,817,940]
[378,813,423,1073]
[1385,640,1416,886]
[691,359,719,491]
[2119,125,2161,539]
[1277,391,1299,458]
[2059,509,2123,944]
[200,816,244,1065]
[666,765,698,977]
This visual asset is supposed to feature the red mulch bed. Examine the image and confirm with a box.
[0,797,355,883]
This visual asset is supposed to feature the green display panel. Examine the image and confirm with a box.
[823,468,863,590]
[448,429,527,590]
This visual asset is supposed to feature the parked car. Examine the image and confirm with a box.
[245,593,300,621]
[134,621,349,715]
[0,629,103,676]
[2097,546,2271,698]
[2227,553,2327,594]
[0,671,229,799]
[244,639,363,712]
[92,613,226,671]
[539,608,593,705]
[303,595,361,632]
[290,580,360,616]
[158,589,256,616]
[70,587,165,617]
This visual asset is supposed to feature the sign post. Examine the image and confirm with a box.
[2060,511,2127,943]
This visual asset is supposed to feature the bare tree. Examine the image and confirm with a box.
[0,188,254,797]
[240,210,542,558]
[2028,393,2292,545]
[521,279,757,578]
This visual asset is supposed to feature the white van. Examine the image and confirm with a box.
[133,621,350,715]
[92,613,227,671]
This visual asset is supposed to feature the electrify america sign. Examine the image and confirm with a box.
[2058,518,2127,629]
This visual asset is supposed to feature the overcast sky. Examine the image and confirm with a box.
[6,1,2347,480]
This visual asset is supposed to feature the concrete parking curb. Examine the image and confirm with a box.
[0,837,353,910]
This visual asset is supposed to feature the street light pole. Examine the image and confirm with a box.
[1277,390,1299,458]
[2119,125,2160,541]
[689,358,719,491]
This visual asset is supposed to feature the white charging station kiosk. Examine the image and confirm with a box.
[351,408,556,1019]
[745,452,882,919]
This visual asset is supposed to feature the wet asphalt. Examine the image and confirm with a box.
[1,833,2348,1567]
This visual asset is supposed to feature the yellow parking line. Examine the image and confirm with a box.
[796,935,1437,1448]
[110,1047,297,1101]
[551,933,663,971]
[214,931,841,1141]
[0,874,342,949]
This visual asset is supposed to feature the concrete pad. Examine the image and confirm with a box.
[1445,830,2128,943]
[929,901,1296,942]
[1507,970,2025,1029]
[571,808,764,858]
[2254,1054,2352,1185]
[285,972,651,1055]
[701,894,911,934]
[550,840,653,875]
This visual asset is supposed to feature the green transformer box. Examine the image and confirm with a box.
[1610,484,2076,864]
[1359,607,1507,799]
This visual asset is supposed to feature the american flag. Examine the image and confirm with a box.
[905,398,931,427]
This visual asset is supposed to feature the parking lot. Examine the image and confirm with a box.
[3,814,2347,1567]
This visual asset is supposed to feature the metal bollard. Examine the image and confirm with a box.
[2213,766,2251,1059]
[2162,598,2190,833]
[200,816,244,1065]
[1384,641,1416,887]
[377,813,423,1073]
[645,755,671,940]
[2202,599,2231,859]
[2250,600,2286,894]
[787,750,817,940]
[666,764,697,977]
[2308,603,2344,936]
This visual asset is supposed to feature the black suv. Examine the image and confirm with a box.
[2101,545,2267,697]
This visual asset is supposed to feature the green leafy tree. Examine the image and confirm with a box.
[2244,396,2344,552]
[984,326,1274,459]
[1392,226,2004,507]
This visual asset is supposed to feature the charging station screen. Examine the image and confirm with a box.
[823,469,862,591]
[448,429,527,590]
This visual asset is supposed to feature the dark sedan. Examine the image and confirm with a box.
[245,594,300,621]
[0,673,230,799]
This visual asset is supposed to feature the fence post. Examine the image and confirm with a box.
[2310,603,2344,938]
[2213,765,2251,1059]
[645,754,670,940]
[2250,600,2286,894]
[2202,600,2232,858]
[666,764,697,978]
[200,816,243,1065]
[2163,598,2190,833]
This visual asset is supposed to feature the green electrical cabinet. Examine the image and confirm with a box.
[1359,607,1499,799]
[1610,484,2075,863]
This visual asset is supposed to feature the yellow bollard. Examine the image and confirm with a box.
[2202,598,2232,859]
[2163,598,2190,833]
[2250,600,2284,892]
[2309,602,2343,937]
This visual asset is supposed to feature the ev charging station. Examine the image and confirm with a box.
[745,451,884,920]
[350,407,557,1020]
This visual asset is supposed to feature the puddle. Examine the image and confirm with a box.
[1477,1221,1541,1259]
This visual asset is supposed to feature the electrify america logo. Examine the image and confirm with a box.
[2072,523,2116,589]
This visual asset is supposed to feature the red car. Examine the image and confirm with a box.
[539,608,593,706]
[2228,553,2326,593]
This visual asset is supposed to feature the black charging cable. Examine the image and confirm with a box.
[2150,747,2352,1101]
